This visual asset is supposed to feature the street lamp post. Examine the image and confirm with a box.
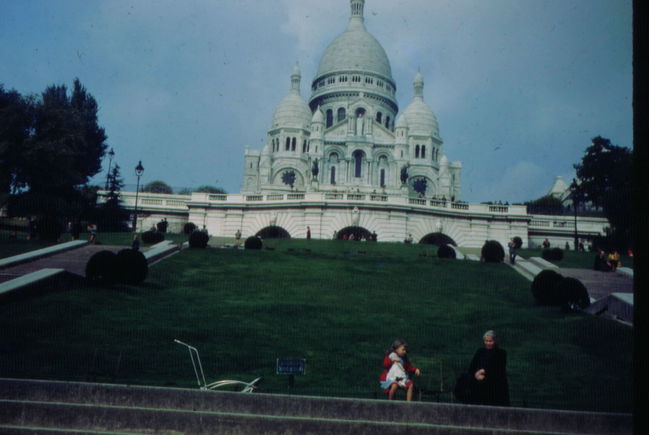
[133,161,144,232]
[104,148,115,190]
[572,178,578,251]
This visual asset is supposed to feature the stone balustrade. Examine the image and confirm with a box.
[101,190,531,217]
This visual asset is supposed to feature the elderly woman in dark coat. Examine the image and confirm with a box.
[468,330,510,406]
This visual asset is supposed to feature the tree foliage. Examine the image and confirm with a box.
[525,195,565,215]
[0,85,33,202]
[98,164,129,231]
[0,79,107,220]
[194,185,226,194]
[572,136,632,248]
[142,180,173,194]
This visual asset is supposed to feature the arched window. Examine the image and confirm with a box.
[302,140,307,153]
[353,150,364,178]
[385,116,390,129]
[326,109,333,128]
[380,169,385,187]
[376,112,382,123]
[291,137,296,151]
[421,146,426,159]
[415,145,420,158]
[330,166,336,184]
[285,137,290,151]
[337,107,346,122]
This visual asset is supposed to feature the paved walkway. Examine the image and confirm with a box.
[558,267,633,301]
[0,245,124,284]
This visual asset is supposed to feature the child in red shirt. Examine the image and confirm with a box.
[379,339,421,400]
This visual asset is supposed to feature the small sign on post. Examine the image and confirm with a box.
[276,358,306,392]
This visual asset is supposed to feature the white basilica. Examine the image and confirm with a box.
[242,0,462,201]
[108,0,609,248]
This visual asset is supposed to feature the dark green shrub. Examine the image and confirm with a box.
[85,250,118,283]
[512,236,523,249]
[189,230,210,248]
[244,236,262,250]
[142,230,164,244]
[36,216,62,241]
[116,249,148,284]
[531,269,564,305]
[437,244,456,259]
[183,222,197,235]
[481,240,504,263]
[560,277,590,312]
[542,247,564,261]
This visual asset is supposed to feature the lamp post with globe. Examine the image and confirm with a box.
[104,148,115,190]
[133,161,144,232]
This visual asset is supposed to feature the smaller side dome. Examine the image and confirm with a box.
[402,73,440,138]
[395,113,408,128]
[312,105,324,124]
[271,65,312,129]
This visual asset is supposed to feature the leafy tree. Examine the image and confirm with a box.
[194,185,226,194]
[98,164,129,231]
[142,180,173,194]
[525,195,565,215]
[572,136,632,249]
[23,79,107,195]
[1,79,107,224]
[0,85,33,203]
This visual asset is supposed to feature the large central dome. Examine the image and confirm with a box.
[316,0,393,81]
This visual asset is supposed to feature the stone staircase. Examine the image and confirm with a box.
[0,378,632,434]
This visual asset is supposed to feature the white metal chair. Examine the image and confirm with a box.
[174,339,262,392]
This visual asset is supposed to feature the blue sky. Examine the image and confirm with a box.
[0,0,632,203]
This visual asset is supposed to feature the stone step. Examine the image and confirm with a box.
[0,399,534,435]
[0,378,632,434]
[528,257,559,269]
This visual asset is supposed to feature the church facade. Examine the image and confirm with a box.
[103,0,609,248]
[242,0,461,201]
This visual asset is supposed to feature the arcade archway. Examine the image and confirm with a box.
[256,226,291,239]
[336,226,372,240]
[419,232,457,246]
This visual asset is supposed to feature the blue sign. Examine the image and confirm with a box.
[276,358,306,375]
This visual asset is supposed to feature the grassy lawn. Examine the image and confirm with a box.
[0,231,58,258]
[518,248,634,270]
[0,239,632,412]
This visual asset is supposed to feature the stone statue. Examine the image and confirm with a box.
[356,112,364,135]
[352,206,360,226]
[400,165,409,184]
[312,159,319,178]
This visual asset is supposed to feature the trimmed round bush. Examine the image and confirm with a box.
[512,236,523,249]
[141,230,164,244]
[189,230,210,248]
[183,222,197,235]
[481,240,505,263]
[531,269,564,305]
[244,236,262,250]
[542,247,564,261]
[85,250,118,283]
[116,249,148,284]
[560,277,590,312]
[437,244,456,259]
